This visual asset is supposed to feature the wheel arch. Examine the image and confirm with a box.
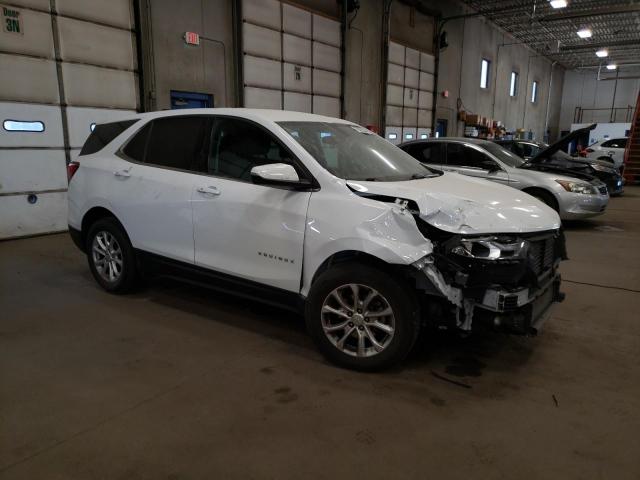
[80,207,127,251]
[522,186,559,212]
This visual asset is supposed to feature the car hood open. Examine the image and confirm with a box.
[346,173,561,235]
[529,123,596,163]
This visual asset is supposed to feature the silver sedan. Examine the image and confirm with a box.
[399,137,608,220]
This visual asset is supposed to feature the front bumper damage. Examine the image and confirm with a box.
[411,229,566,335]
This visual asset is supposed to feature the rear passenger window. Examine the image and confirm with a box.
[122,123,151,162]
[144,116,210,171]
[446,143,489,168]
[80,120,138,156]
[209,118,293,181]
[602,138,627,148]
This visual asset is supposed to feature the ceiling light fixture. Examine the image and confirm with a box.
[606,64,617,70]
[577,28,592,39]
[596,49,609,58]
[549,0,568,8]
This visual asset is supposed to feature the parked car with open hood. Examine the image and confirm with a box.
[68,109,566,371]
[496,126,624,196]
[399,133,609,220]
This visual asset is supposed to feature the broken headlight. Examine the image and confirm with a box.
[451,237,527,261]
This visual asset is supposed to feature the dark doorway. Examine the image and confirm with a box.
[436,119,448,138]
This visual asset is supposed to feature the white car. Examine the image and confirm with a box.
[68,109,566,371]
[584,137,628,171]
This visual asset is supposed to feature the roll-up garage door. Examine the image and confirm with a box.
[0,0,139,239]
[385,41,434,145]
[241,0,342,118]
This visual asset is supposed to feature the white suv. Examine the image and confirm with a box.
[68,109,566,370]
[584,137,628,171]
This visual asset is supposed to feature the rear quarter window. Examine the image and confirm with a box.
[79,120,138,156]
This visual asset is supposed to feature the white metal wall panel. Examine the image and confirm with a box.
[403,88,418,108]
[312,15,340,47]
[387,63,404,86]
[312,96,340,118]
[56,0,133,29]
[62,63,137,109]
[405,48,419,69]
[243,55,282,90]
[57,17,136,70]
[386,85,403,107]
[313,69,340,97]
[386,106,403,126]
[313,43,340,72]
[420,52,435,73]
[9,0,50,10]
[243,23,281,60]
[0,192,67,238]
[419,72,434,92]
[66,106,136,148]
[0,54,59,104]
[0,9,54,58]
[242,2,341,117]
[417,128,430,139]
[283,92,312,113]
[282,4,310,38]
[283,34,311,66]
[242,0,281,29]
[283,63,311,93]
[386,40,434,138]
[388,42,404,65]
[418,109,433,128]
[244,87,282,109]
[0,103,63,147]
[0,150,67,193]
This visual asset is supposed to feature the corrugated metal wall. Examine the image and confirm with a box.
[0,0,139,239]
[241,0,342,117]
[385,41,434,145]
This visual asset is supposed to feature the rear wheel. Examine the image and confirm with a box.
[305,263,419,371]
[86,217,138,293]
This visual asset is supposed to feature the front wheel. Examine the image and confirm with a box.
[305,263,420,371]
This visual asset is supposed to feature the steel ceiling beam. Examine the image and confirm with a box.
[539,4,640,22]
[561,39,640,51]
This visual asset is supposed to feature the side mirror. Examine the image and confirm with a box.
[250,163,311,190]
[481,160,500,172]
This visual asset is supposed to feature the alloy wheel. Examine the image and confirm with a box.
[91,231,123,283]
[320,283,395,357]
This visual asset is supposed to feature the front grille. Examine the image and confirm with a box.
[528,236,555,276]
[598,185,608,195]
[498,294,519,311]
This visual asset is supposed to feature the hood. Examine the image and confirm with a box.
[520,163,597,182]
[530,123,596,163]
[346,173,561,235]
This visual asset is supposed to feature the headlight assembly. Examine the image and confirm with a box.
[555,179,598,195]
[451,237,527,260]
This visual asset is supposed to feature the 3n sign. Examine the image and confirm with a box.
[3,6,23,34]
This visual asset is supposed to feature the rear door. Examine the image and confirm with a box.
[111,115,211,263]
[443,142,509,183]
[192,116,312,292]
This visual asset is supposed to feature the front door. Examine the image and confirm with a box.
[192,117,312,292]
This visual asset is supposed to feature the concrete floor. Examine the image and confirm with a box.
[1,188,639,480]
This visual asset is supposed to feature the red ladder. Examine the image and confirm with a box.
[623,91,640,184]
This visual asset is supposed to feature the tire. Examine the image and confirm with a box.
[529,189,559,212]
[85,217,138,293]
[305,263,420,371]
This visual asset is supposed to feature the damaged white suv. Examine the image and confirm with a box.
[68,109,566,371]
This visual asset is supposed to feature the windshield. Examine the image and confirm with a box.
[481,142,526,167]
[278,122,440,181]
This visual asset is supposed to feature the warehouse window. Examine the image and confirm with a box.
[3,119,44,132]
[510,71,518,97]
[531,81,538,103]
[480,59,490,89]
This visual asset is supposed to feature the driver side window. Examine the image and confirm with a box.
[447,143,497,170]
[208,118,293,181]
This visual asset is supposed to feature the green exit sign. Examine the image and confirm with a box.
[3,6,23,35]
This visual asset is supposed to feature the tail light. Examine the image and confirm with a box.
[67,161,80,181]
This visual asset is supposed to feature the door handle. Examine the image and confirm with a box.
[114,168,131,178]
[197,186,221,196]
